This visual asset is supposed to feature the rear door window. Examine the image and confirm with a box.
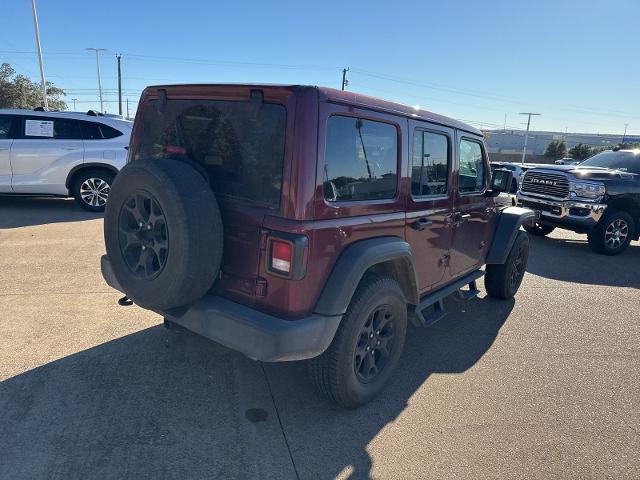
[135,99,287,208]
[411,130,450,197]
[22,116,82,140]
[323,115,398,202]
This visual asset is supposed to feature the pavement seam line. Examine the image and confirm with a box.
[259,362,301,480]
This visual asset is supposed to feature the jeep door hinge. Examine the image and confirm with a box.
[439,254,450,267]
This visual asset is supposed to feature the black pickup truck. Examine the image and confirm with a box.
[517,149,640,255]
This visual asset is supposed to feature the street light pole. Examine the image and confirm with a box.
[30,0,48,109]
[622,123,629,143]
[519,112,541,164]
[71,98,77,110]
[86,47,106,112]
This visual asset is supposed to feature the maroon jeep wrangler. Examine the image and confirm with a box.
[101,84,535,408]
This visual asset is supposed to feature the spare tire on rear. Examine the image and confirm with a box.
[104,158,223,310]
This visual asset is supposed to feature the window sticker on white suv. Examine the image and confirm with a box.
[25,119,54,137]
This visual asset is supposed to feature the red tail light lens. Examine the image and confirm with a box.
[270,240,293,274]
[164,145,186,155]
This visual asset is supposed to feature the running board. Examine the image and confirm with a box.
[411,270,484,327]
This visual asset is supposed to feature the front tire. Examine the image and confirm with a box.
[310,275,407,408]
[523,222,555,237]
[588,210,635,256]
[485,231,529,300]
[72,169,115,212]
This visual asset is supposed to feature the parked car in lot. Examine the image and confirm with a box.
[554,157,580,166]
[0,109,132,211]
[517,149,640,255]
[100,84,535,407]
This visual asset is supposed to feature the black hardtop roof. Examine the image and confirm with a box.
[144,83,483,136]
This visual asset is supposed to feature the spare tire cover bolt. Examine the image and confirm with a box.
[141,245,146,250]
[138,222,143,227]
[147,224,152,230]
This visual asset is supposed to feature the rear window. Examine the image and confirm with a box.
[135,99,287,208]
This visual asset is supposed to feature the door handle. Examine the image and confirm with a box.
[63,146,80,151]
[410,218,433,231]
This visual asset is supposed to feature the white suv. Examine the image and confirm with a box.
[0,109,132,211]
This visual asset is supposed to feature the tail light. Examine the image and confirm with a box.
[270,240,292,274]
[266,233,308,280]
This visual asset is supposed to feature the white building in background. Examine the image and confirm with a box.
[484,129,640,156]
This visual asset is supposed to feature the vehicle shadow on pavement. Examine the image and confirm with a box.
[0,197,102,229]
[264,295,515,479]
[526,234,640,288]
[0,296,512,480]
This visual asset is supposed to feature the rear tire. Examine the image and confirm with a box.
[310,275,407,408]
[485,231,529,300]
[72,169,115,212]
[587,210,635,256]
[523,222,555,237]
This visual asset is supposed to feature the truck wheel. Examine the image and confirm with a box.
[523,222,555,236]
[104,158,223,310]
[485,231,529,300]
[587,210,635,256]
[72,169,115,212]
[310,275,407,408]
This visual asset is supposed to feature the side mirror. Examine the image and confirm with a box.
[487,169,513,196]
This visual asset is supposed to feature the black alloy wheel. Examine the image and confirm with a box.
[118,191,169,280]
[354,305,397,383]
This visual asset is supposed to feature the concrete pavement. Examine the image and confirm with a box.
[0,196,638,479]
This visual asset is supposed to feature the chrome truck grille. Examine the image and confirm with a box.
[520,171,570,199]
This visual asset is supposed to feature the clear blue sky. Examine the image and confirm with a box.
[2,0,639,134]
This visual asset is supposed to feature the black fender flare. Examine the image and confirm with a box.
[486,206,538,264]
[314,236,419,316]
[65,163,119,189]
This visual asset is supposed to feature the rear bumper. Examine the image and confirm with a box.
[101,255,341,362]
[516,192,607,230]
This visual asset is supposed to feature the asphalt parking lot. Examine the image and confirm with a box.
[0,196,638,480]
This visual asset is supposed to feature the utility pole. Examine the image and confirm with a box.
[519,112,541,164]
[71,98,77,110]
[622,123,629,143]
[30,0,48,109]
[116,54,123,116]
[503,113,507,132]
[341,68,349,91]
[86,47,106,112]
[126,98,130,119]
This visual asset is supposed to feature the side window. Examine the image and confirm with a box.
[458,139,487,194]
[411,130,450,197]
[99,124,123,139]
[0,115,13,139]
[80,121,103,140]
[323,115,398,202]
[23,117,82,140]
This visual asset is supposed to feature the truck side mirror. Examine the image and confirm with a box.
[487,169,513,196]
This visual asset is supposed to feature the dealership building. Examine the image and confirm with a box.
[484,130,640,156]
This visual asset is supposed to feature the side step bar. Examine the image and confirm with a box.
[411,270,484,327]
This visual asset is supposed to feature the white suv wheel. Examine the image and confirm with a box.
[80,177,111,208]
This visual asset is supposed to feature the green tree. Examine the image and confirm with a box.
[568,143,593,161]
[544,139,567,158]
[0,63,67,110]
